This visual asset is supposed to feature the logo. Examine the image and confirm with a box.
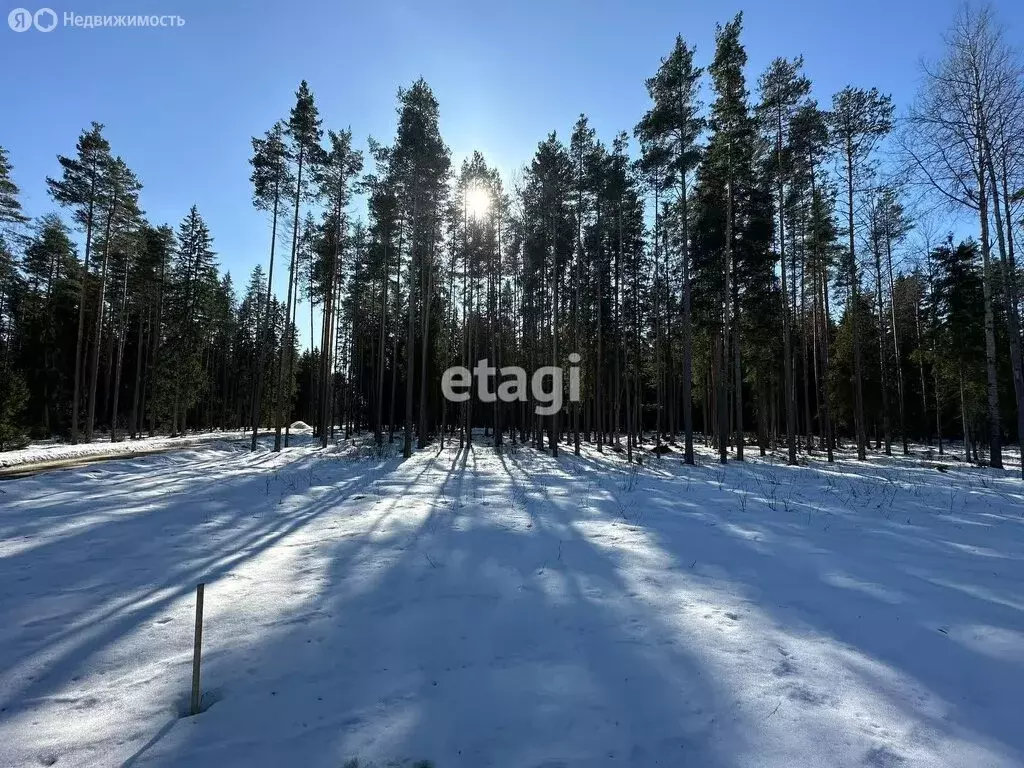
[8,8,32,30]
[8,10,186,30]
[34,7,57,31]
[8,6,57,31]
[442,354,582,416]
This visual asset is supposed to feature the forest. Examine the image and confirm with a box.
[0,5,1022,476]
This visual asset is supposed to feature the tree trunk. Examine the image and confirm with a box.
[276,145,305,452]
[70,174,98,444]
[86,192,120,440]
[846,141,867,460]
[975,146,1002,467]
[874,237,892,455]
[403,195,418,458]
[984,140,1023,476]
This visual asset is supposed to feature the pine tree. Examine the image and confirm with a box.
[249,120,294,450]
[46,123,112,443]
[828,86,893,461]
[237,264,269,430]
[866,185,913,455]
[788,103,831,457]
[522,134,574,456]
[19,215,79,435]
[313,128,363,446]
[635,35,703,464]
[805,183,841,461]
[277,81,323,451]
[694,13,760,463]
[930,238,988,459]
[128,224,173,440]
[570,115,599,455]
[160,205,217,433]
[84,156,141,440]
[363,139,400,446]
[389,79,450,456]
[0,146,28,229]
[603,133,646,456]
[758,56,811,464]
[0,233,27,449]
[0,358,28,450]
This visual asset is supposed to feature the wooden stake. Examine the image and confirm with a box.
[190,582,205,716]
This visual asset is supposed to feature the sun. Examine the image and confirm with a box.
[466,183,491,219]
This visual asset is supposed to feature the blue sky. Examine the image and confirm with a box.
[3,0,1022,335]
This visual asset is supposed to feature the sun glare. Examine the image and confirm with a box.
[466,184,491,219]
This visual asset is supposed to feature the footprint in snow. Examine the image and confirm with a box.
[70,696,99,711]
[785,683,831,706]
[864,745,906,767]
[773,659,797,677]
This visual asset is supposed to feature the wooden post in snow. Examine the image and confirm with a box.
[190,583,205,716]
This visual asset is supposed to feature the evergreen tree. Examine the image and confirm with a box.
[46,122,113,443]
[277,81,323,451]
[0,233,27,449]
[828,86,893,461]
[313,128,363,445]
[930,238,988,459]
[2,13,1017,463]
[84,156,141,440]
[249,120,294,449]
[389,79,450,456]
[635,35,703,463]
[159,205,218,433]
[758,56,811,464]
[129,223,173,439]
[805,182,841,461]
[788,102,831,458]
[0,146,28,229]
[18,216,78,435]
[0,359,28,450]
[569,115,599,455]
[693,13,761,463]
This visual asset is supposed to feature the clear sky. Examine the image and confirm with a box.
[4,0,1023,335]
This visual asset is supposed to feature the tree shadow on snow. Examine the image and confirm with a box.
[129,444,752,767]
[3,439,1022,767]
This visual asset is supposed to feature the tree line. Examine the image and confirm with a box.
[0,6,1021,475]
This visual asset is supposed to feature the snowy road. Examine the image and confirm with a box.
[0,431,247,472]
[0,439,1022,767]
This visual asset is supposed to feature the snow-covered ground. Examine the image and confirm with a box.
[0,430,245,469]
[0,436,1022,767]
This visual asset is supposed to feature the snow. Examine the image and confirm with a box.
[0,430,245,470]
[0,436,1022,767]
